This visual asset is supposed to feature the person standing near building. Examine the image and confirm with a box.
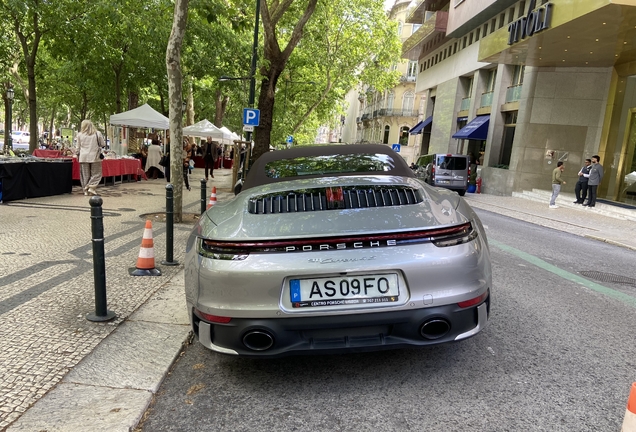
[76,119,105,196]
[584,155,604,207]
[202,137,218,180]
[573,158,591,204]
[549,161,566,209]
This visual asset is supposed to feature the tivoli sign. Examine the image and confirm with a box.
[507,0,553,45]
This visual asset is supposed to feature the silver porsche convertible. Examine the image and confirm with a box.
[184,144,491,357]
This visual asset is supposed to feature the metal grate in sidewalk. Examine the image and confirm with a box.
[578,271,636,286]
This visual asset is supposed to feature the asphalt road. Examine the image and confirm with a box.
[138,209,636,432]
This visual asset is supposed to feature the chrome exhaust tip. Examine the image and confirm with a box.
[420,319,451,340]
[242,330,274,351]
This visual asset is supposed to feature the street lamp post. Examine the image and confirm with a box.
[246,0,261,146]
[6,87,14,153]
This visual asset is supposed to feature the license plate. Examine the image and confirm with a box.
[289,274,399,308]
[437,180,450,184]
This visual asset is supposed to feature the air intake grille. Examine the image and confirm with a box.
[248,186,423,214]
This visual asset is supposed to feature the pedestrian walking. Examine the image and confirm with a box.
[202,137,218,180]
[573,158,591,204]
[76,119,105,196]
[584,155,604,207]
[549,161,566,209]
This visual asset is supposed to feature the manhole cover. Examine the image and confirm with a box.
[578,271,636,286]
[139,212,200,224]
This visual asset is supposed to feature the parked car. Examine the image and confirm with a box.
[185,144,492,357]
[11,131,30,150]
[415,153,470,196]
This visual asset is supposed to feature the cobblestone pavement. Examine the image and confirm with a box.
[0,168,235,430]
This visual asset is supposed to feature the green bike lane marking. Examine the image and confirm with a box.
[490,239,636,308]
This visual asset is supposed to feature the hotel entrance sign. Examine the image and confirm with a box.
[507,0,552,45]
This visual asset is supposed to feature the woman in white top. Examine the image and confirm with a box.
[145,140,163,179]
[76,119,105,196]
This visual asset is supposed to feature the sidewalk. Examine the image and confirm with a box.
[2,178,635,431]
[464,189,636,251]
[1,167,235,432]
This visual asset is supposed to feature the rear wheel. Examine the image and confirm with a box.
[458,190,466,196]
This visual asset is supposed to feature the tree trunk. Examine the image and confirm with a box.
[166,0,189,223]
[13,11,43,153]
[252,0,319,163]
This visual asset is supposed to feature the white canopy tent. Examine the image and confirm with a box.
[182,119,232,142]
[109,103,169,129]
[220,126,241,144]
[109,104,169,155]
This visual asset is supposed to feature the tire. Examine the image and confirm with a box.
[458,190,466,196]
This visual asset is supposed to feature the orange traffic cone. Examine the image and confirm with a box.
[129,220,162,276]
[207,186,217,210]
[622,383,636,431]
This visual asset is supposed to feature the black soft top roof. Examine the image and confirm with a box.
[242,144,414,190]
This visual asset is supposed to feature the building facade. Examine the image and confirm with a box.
[404,0,636,205]
[341,0,425,165]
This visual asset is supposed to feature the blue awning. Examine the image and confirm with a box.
[409,116,433,135]
[452,115,490,140]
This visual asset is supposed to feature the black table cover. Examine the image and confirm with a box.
[0,160,73,202]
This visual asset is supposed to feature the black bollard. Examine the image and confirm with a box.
[200,178,207,214]
[161,184,179,266]
[87,196,117,322]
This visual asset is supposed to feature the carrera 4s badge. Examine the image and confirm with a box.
[308,256,377,264]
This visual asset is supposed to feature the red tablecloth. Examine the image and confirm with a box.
[72,158,147,181]
[33,149,63,158]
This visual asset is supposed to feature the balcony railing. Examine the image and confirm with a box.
[460,97,471,111]
[377,108,418,117]
[401,11,448,60]
[480,92,494,108]
[356,117,361,123]
[400,75,417,83]
[505,84,523,103]
[361,113,371,121]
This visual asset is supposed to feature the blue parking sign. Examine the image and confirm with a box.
[243,108,260,126]
[392,144,401,152]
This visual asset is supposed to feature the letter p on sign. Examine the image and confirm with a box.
[243,108,260,127]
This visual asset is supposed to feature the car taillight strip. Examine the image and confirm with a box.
[247,186,423,214]
[198,222,475,255]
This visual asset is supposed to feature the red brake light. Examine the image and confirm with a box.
[457,291,488,309]
[195,309,232,323]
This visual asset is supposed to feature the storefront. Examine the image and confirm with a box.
[477,0,636,203]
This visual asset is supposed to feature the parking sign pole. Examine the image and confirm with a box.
[245,0,261,148]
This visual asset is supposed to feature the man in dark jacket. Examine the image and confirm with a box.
[584,155,604,207]
[202,137,218,180]
[573,158,591,204]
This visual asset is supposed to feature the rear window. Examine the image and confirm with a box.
[437,156,467,170]
[264,153,397,179]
